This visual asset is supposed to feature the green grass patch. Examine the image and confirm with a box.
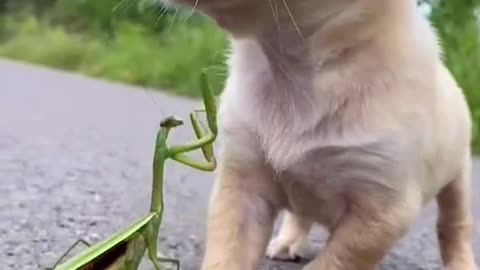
[0,15,229,97]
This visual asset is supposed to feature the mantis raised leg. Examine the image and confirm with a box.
[170,110,216,171]
[169,72,218,172]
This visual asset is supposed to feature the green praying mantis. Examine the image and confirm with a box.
[48,71,218,270]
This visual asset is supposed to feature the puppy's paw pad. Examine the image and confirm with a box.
[266,237,310,262]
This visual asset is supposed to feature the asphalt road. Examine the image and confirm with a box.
[0,59,479,270]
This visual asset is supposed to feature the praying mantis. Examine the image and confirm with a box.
[48,71,218,270]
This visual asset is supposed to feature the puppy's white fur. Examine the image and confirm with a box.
[162,0,478,269]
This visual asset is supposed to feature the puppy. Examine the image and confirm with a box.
[161,0,478,269]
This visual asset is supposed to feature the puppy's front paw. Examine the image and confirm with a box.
[266,236,312,262]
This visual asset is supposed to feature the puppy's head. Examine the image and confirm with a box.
[160,0,329,37]
[161,0,415,42]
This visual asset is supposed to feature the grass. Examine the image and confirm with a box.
[0,14,229,97]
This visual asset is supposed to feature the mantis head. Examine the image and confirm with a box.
[160,116,184,128]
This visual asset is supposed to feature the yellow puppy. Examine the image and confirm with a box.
[161,0,478,269]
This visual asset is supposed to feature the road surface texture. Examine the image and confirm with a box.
[1,59,479,270]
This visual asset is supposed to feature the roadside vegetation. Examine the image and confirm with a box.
[0,0,229,97]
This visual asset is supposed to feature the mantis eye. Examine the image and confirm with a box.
[160,116,184,128]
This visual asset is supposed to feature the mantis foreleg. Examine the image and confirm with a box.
[190,110,215,163]
[169,111,217,171]
[168,70,217,156]
[168,131,215,155]
[171,152,216,171]
[199,71,218,135]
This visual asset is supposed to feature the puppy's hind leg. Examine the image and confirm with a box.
[303,187,419,270]
[200,163,279,270]
[437,154,478,270]
[267,211,314,261]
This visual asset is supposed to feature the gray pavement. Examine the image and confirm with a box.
[0,59,478,270]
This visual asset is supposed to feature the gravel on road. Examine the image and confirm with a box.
[0,59,479,270]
